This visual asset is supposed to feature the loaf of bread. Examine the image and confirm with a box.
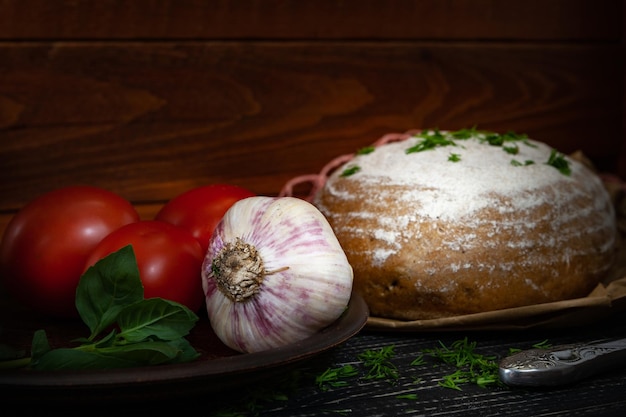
[311,129,618,320]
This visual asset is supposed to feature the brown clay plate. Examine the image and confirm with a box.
[0,292,368,404]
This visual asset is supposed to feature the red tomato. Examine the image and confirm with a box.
[84,220,205,312]
[0,186,140,318]
[155,184,255,253]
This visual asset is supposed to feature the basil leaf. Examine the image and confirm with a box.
[33,339,198,370]
[32,348,140,370]
[117,298,199,343]
[96,340,185,365]
[17,245,201,371]
[76,245,144,340]
[168,337,202,363]
[92,329,118,348]
[30,329,51,362]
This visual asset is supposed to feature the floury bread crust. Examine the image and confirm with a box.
[313,130,618,320]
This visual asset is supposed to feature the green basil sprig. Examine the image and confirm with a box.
[27,245,200,370]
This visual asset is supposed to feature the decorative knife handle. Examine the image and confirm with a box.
[499,338,626,387]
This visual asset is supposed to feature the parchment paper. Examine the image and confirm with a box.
[366,153,626,331]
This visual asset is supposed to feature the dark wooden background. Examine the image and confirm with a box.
[1,0,624,236]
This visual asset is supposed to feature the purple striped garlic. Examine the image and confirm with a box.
[201,196,354,353]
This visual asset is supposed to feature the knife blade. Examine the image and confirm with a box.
[498,337,626,387]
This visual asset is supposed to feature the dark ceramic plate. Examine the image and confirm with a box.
[0,292,368,404]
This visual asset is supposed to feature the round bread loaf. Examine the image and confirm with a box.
[312,129,618,320]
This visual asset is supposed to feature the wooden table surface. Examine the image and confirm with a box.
[205,314,626,417]
[3,303,626,416]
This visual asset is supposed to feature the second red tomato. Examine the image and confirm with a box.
[155,184,255,253]
[84,221,205,312]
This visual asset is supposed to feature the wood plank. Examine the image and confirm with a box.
[1,42,622,214]
[622,2,626,184]
[0,0,621,41]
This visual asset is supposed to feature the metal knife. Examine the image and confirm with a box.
[499,337,626,387]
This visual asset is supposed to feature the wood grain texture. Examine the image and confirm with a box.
[0,0,621,41]
[0,1,624,240]
[1,42,622,210]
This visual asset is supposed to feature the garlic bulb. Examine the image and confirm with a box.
[201,196,354,353]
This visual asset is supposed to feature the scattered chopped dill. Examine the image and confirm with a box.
[501,131,529,142]
[357,345,399,383]
[403,128,539,164]
[401,129,569,176]
[482,130,528,147]
[356,146,376,155]
[424,337,503,390]
[210,339,557,415]
[406,129,457,154]
[532,339,552,349]
[315,364,359,391]
[340,165,361,177]
[484,132,505,146]
[448,153,461,162]
[410,354,426,366]
[439,369,468,391]
[503,144,519,155]
[510,159,535,167]
[546,149,571,175]
[211,368,304,416]
[508,339,552,356]
[450,126,480,139]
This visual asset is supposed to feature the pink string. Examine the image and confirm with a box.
[278,130,420,202]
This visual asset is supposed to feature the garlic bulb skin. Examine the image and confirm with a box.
[201,196,354,353]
